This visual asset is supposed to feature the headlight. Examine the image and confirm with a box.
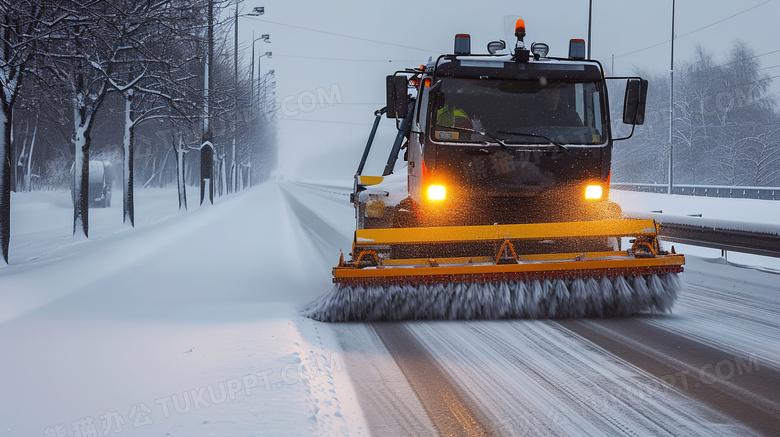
[427,185,447,201]
[585,185,603,200]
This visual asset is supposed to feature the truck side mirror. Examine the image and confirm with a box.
[386,75,409,119]
[623,79,648,125]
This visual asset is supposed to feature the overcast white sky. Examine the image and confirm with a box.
[230,0,779,179]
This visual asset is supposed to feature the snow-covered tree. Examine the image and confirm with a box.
[0,0,44,262]
[101,0,205,226]
[612,41,779,187]
[1,0,276,259]
[37,0,123,237]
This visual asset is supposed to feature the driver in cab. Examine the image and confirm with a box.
[437,104,473,129]
[535,88,583,127]
[435,103,475,141]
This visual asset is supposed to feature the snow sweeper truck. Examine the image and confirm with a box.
[306,20,685,322]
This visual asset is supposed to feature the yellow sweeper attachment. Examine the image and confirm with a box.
[305,219,684,322]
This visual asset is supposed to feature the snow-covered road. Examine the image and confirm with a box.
[281,181,780,436]
[1,181,778,436]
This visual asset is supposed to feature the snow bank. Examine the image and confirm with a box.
[0,185,367,436]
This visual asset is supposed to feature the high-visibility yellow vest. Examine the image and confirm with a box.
[437,105,468,127]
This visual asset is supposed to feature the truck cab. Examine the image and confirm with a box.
[386,32,646,228]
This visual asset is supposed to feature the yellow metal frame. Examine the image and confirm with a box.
[334,255,684,281]
[353,219,658,249]
[335,219,685,284]
[361,251,655,267]
[358,175,384,186]
[495,238,520,264]
[354,250,379,266]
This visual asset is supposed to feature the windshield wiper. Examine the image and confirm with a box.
[440,126,510,148]
[437,126,571,155]
[495,130,571,154]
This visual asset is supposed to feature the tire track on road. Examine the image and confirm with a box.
[332,323,438,437]
[410,322,563,436]
[559,318,780,436]
[278,184,350,261]
[682,284,780,331]
[372,323,494,437]
[290,181,352,199]
[471,322,668,436]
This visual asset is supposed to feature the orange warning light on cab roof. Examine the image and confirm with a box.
[515,19,526,33]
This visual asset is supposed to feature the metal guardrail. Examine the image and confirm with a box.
[658,222,780,258]
[624,212,780,258]
[612,183,780,201]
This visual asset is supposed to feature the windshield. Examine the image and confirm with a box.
[430,78,607,146]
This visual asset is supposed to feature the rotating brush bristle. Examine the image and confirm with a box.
[303,273,683,322]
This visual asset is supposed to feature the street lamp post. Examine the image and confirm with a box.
[668,0,675,195]
[230,4,265,194]
[257,71,275,119]
[256,51,272,102]
[250,34,271,104]
[238,6,266,84]
[588,0,593,59]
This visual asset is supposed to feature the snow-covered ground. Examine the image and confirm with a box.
[1,183,778,436]
[0,186,364,436]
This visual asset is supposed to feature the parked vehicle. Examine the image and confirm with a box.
[71,160,114,208]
